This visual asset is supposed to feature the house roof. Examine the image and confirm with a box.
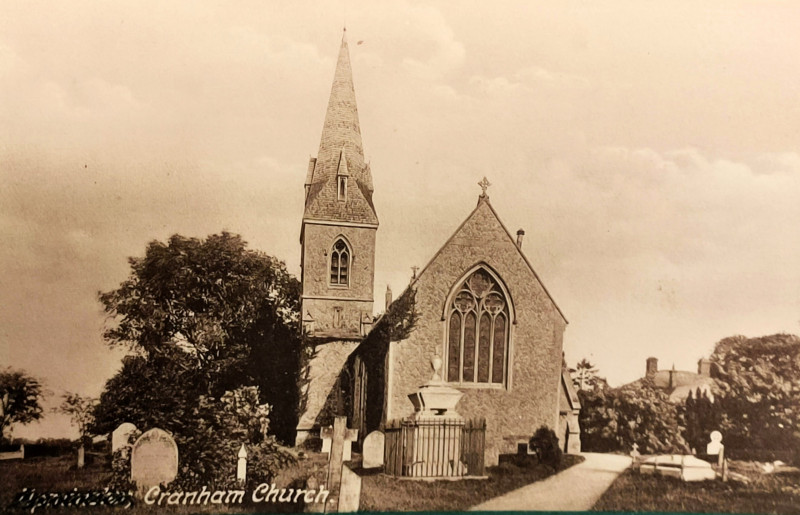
[303,30,378,226]
[623,369,716,403]
[410,193,568,324]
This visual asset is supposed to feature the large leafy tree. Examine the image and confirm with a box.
[0,368,45,441]
[708,333,800,454]
[93,232,302,445]
[579,378,689,454]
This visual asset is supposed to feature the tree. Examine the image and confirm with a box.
[708,333,800,455]
[96,232,302,441]
[56,392,98,444]
[0,368,45,441]
[578,378,689,454]
[681,387,722,452]
[569,359,607,392]
[92,232,301,486]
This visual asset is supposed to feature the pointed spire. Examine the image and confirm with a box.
[317,30,363,181]
[303,31,378,225]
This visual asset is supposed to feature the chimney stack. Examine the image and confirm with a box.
[385,285,392,311]
[646,357,658,376]
[516,229,525,248]
[697,358,712,376]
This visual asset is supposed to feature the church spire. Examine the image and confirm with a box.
[303,30,377,225]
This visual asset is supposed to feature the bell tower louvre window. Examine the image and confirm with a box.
[330,238,350,287]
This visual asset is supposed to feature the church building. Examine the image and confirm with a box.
[296,31,581,464]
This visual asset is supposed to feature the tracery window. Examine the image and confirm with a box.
[446,268,510,385]
[330,239,350,286]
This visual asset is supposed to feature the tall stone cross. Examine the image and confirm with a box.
[478,176,491,197]
[322,416,358,513]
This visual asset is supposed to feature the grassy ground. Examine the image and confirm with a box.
[2,452,583,513]
[592,461,800,514]
[0,453,314,514]
[359,454,585,512]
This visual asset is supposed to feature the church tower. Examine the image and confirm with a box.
[297,30,378,443]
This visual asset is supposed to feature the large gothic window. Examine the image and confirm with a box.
[330,238,350,286]
[446,268,510,385]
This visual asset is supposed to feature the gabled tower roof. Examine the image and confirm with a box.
[303,30,378,225]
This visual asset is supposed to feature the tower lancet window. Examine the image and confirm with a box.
[330,238,351,286]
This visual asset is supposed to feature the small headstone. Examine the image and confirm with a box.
[131,428,178,494]
[237,444,247,484]
[362,431,384,469]
[112,423,138,453]
[77,445,85,468]
[706,431,723,455]
[630,443,640,465]
[337,465,361,513]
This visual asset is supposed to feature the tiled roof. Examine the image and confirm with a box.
[303,32,378,225]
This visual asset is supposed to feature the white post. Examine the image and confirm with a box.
[237,444,247,484]
[77,445,85,468]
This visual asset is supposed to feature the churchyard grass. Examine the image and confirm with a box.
[592,461,800,514]
[359,453,584,512]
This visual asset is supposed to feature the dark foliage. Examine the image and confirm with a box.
[93,232,302,486]
[708,333,800,463]
[579,378,690,454]
[681,387,723,452]
[529,425,563,470]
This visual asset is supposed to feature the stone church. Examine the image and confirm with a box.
[296,31,581,463]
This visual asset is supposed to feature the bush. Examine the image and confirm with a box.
[529,426,562,470]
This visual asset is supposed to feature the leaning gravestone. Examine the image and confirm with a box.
[131,428,178,494]
[362,431,384,469]
[112,423,138,453]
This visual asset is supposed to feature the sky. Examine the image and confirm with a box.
[1,0,799,439]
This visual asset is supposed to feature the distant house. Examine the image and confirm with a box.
[627,357,716,402]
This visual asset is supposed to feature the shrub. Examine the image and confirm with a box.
[529,426,562,470]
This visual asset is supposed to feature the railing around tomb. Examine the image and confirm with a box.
[384,417,485,478]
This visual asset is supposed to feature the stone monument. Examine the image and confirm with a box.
[130,428,178,494]
[406,356,466,477]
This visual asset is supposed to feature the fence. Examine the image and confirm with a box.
[384,417,485,478]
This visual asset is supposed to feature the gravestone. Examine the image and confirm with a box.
[131,428,178,494]
[707,430,725,467]
[237,444,247,484]
[338,465,361,512]
[112,422,138,453]
[321,424,357,462]
[706,431,723,455]
[362,431,384,469]
[630,443,641,467]
[323,416,360,513]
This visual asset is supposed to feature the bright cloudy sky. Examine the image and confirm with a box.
[2,0,799,439]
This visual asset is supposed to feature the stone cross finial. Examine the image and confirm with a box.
[411,266,419,279]
[478,177,491,197]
